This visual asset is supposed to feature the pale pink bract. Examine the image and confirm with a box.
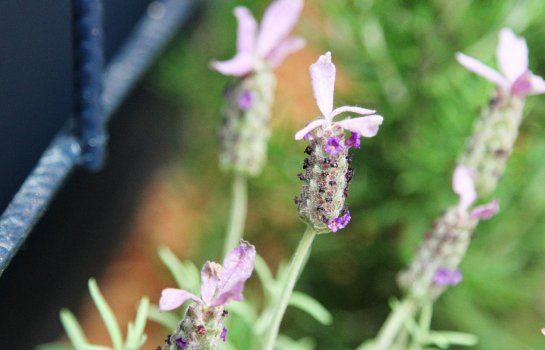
[295,52,383,141]
[456,28,545,97]
[452,165,499,219]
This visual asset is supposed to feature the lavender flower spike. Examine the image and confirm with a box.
[159,241,255,350]
[211,0,305,76]
[294,53,383,234]
[456,28,545,97]
[214,0,305,176]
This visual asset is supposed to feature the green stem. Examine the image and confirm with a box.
[223,174,248,257]
[262,226,317,350]
[367,297,418,350]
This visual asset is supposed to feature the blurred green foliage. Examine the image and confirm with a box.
[148,0,545,349]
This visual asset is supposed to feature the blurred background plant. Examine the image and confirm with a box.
[39,0,545,349]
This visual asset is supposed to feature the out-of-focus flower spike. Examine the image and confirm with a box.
[257,0,304,57]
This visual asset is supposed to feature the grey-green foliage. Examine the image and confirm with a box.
[36,279,149,350]
[149,247,333,350]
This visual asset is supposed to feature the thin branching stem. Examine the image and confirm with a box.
[223,174,248,258]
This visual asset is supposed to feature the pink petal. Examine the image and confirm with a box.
[456,52,508,90]
[266,36,305,68]
[334,115,383,138]
[234,7,257,54]
[294,119,327,140]
[159,288,199,312]
[453,165,476,211]
[211,240,256,307]
[210,52,254,77]
[497,28,528,83]
[256,0,304,57]
[471,199,499,220]
[200,261,222,306]
[528,73,545,95]
[310,52,336,118]
[330,105,376,120]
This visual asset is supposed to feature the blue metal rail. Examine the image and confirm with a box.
[0,0,196,276]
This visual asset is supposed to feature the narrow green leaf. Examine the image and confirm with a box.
[88,278,123,350]
[226,300,258,327]
[158,246,200,293]
[59,309,89,349]
[125,297,149,349]
[426,331,478,348]
[147,304,179,329]
[288,291,333,326]
[253,254,275,296]
[275,334,315,350]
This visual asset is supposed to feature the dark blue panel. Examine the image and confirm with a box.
[0,1,73,212]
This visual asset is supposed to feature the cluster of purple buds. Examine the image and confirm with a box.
[159,241,255,350]
[212,0,305,176]
[294,52,383,234]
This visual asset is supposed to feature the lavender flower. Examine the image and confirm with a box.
[456,28,545,97]
[214,0,305,176]
[160,241,255,350]
[211,0,305,76]
[433,267,462,286]
[398,167,498,299]
[294,53,382,234]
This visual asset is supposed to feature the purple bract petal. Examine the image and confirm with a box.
[220,327,228,342]
[310,52,336,119]
[295,119,326,140]
[471,199,499,220]
[327,210,351,232]
[345,132,361,149]
[210,240,256,307]
[159,288,199,312]
[175,337,188,348]
[511,71,533,96]
[497,28,528,83]
[324,137,343,156]
[266,36,305,68]
[257,0,304,58]
[433,267,462,286]
[238,90,254,111]
[334,115,383,138]
[453,165,476,212]
[200,261,222,306]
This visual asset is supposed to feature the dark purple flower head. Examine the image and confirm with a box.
[175,337,188,348]
[433,267,462,286]
[220,327,228,342]
[324,136,343,156]
[238,90,254,111]
[327,210,351,232]
[345,132,361,149]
